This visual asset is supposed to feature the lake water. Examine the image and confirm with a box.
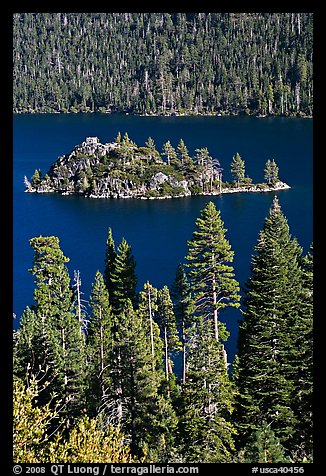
[13,113,313,362]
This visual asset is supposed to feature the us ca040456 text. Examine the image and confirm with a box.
[257,468,304,474]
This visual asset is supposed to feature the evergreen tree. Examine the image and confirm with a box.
[171,263,193,384]
[107,299,178,461]
[156,286,182,382]
[138,282,159,371]
[289,243,313,461]
[27,236,86,423]
[31,169,42,188]
[86,271,113,416]
[264,159,279,184]
[230,152,245,187]
[177,138,193,170]
[110,238,137,314]
[14,306,44,380]
[103,227,117,303]
[185,201,240,361]
[162,140,178,167]
[244,421,291,463]
[179,318,236,462]
[233,197,306,454]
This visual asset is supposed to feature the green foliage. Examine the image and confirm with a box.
[244,421,291,463]
[110,238,137,313]
[31,169,42,187]
[230,152,246,186]
[13,377,62,463]
[13,377,138,463]
[13,198,312,463]
[185,201,240,343]
[13,13,313,116]
[86,271,113,416]
[26,236,86,421]
[179,319,236,462]
[264,159,279,184]
[233,197,312,459]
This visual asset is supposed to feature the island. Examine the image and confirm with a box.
[24,134,290,199]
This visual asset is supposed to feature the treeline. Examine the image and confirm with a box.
[13,198,313,463]
[13,13,313,116]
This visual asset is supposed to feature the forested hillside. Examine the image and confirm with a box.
[13,200,313,463]
[13,13,313,116]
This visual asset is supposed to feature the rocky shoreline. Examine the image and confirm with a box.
[24,136,291,200]
[28,181,290,200]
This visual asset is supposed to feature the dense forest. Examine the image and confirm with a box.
[13,198,313,463]
[25,132,287,199]
[13,13,313,116]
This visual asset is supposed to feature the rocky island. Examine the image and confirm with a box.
[25,134,290,199]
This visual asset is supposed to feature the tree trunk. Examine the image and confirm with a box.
[182,319,186,384]
[164,326,169,381]
[148,285,155,371]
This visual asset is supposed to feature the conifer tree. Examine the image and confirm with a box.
[171,264,193,384]
[177,138,193,170]
[156,286,182,382]
[244,421,291,463]
[289,243,313,460]
[86,270,113,416]
[138,282,159,371]
[27,236,86,423]
[14,306,44,380]
[110,238,137,314]
[179,318,236,462]
[162,140,178,167]
[230,152,245,187]
[185,201,240,361]
[104,227,117,299]
[233,197,305,453]
[264,159,279,184]
[107,299,178,461]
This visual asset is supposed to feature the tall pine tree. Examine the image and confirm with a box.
[179,318,236,462]
[110,237,137,314]
[15,236,86,424]
[171,264,192,384]
[86,270,113,416]
[233,197,309,459]
[185,201,240,362]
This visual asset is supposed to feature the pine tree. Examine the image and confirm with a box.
[31,169,42,188]
[104,227,117,299]
[14,306,44,380]
[138,282,159,371]
[244,421,291,463]
[289,243,313,460]
[171,264,192,384]
[162,140,178,167]
[86,271,113,416]
[185,201,240,361]
[230,152,245,187]
[233,197,305,453]
[177,138,193,170]
[107,299,178,461]
[179,318,236,462]
[110,237,137,314]
[156,286,182,382]
[264,159,279,184]
[27,236,86,423]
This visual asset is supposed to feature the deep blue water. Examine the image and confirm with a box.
[13,113,313,362]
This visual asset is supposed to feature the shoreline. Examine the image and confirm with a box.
[26,182,291,200]
[13,110,313,120]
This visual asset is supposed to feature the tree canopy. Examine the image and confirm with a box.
[13,13,313,117]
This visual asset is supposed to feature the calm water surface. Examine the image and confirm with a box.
[13,114,313,362]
